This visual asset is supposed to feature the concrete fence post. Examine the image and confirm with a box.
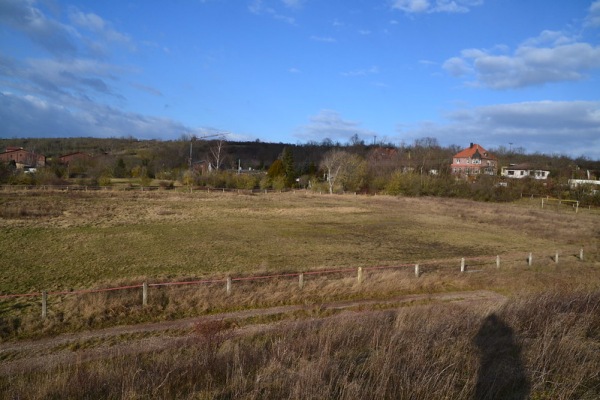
[299,273,304,289]
[528,252,533,266]
[415,264,420,278]
[580,248,584,261]
[460,258,465,273]
[357,267,363,284]
[41,291,47,319]
[555,251,559,264]
[496,255,500,268]
[226,277,232,295]
[142,282,148,307]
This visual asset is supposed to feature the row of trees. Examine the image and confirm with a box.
[1,138,599,206]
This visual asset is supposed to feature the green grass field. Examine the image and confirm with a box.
[1,190,598,294]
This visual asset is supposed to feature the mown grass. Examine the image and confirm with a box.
[1,190,597,294]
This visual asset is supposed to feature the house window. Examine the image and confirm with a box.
[520,171,524,176]
[508,171,514,175]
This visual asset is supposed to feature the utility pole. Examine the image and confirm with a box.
[189,137,194,171]
[188,133,225,171]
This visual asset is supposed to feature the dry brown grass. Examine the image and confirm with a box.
[1,189,599,339]
[2,289,598,399]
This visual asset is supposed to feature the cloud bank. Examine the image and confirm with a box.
[400,101,600,158]
[391,0,483,14]
[294,110,375,143]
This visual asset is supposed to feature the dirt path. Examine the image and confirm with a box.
[0,290,506,376]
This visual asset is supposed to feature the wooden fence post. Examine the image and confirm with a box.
[41,291,47,319]
[460,258,465,273]
[555,251,559,264]
[580,248,584,261]
[496,255,500,268]
[415,264,420,278]
[357,267,363,284]
[299,273,304,289]
[528,252,533,266]
[226,277,232,295]
[142,282,148,307]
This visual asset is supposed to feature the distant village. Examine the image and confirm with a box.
[0,143,600,198]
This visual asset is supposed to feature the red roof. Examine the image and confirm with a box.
[453,143,496,159]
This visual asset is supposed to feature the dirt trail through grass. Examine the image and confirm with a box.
[0,290,505,376]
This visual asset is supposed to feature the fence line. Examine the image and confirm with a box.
[0,248,586,303]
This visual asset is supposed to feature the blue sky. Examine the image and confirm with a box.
[1,0,600,159]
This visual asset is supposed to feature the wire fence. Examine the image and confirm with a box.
[0,184,294,194]
[0,248,587,320]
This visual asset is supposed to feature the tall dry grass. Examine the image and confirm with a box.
[2,289,598,399]
[1,256,598,341]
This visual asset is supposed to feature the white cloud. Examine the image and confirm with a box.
[130,82,163,97]
[392,0,430,13]
[281,0,304,9]
[0,91,187,139]
[68,9,132,47]
[0,0,77,55]
[442,57,471,77]
[444,31,600,89]
[391,0,482,14]
[310,35,336,43]
[341,66,379,77]
[248,0,296,24]
[10,57,124,99]
[399,101,600,158]
[585,0,600,27]
[294,109,375,142]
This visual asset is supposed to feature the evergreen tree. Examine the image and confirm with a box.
[281,147,295,187]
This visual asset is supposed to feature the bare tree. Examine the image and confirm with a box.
[209,139,226,172]
[321,150,367,194]
[322,150,343,194]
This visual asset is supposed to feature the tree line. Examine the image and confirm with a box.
[1,137,599,206]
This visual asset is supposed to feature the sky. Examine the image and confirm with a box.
[1,0,600,159]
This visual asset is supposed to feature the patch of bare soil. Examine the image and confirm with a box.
[0,290,505,376]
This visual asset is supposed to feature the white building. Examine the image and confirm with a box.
[501,164,550,180]
[568,179,600,189]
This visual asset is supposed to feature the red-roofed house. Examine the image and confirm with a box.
[0,147,46,169]
[451,143,497,177]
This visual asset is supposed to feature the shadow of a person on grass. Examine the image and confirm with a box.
[474,313,530,400]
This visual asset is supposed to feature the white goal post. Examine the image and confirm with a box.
[541,197,580,213]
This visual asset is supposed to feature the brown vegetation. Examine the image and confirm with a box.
[0,189,598,398]
[1,290,598,399]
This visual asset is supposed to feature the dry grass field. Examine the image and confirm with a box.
[1,189,599,398]
[1,189,597,292]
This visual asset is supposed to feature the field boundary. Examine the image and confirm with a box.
[0,248,587,318]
